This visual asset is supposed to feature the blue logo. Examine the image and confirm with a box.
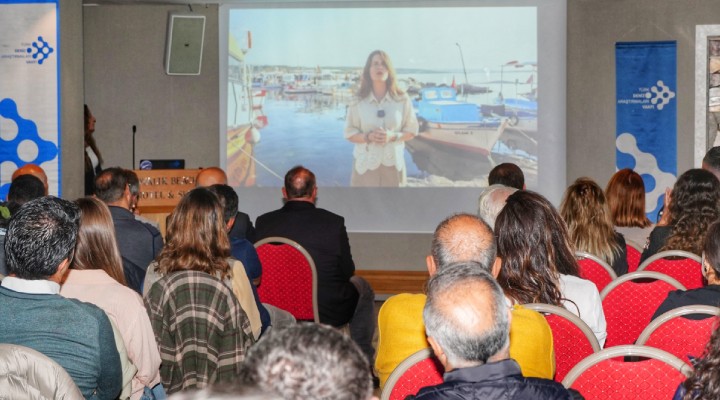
[26,36,54,65]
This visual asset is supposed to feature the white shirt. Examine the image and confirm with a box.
[344,93,419,174]
[1,276,60,295]
[559,273,607,347]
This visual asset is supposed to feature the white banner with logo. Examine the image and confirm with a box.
[0,0,59,199]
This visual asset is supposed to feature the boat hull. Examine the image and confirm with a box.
[418,120,507,156]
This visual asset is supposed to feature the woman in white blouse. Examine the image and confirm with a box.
[344,50,419,187]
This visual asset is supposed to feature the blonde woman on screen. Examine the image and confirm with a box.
[344,50,419,187]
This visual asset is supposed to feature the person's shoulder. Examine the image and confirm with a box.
[521,376,578,398]
[381,293,427,313]
[63,297,113,326]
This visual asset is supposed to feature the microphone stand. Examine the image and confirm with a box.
[132,125,137,169]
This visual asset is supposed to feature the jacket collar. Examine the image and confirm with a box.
[444,359,522,384]
[108,205,134,219]
[282,200,316,211]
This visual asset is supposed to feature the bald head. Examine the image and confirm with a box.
[12,164,48,195]
[196,167,228,187]
[424,263,510,369]
[477,184,517,230]
[283,165,316,201]
[431,213,496,272]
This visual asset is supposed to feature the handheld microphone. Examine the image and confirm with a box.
[132,125,137,169]
[376,110,385,118]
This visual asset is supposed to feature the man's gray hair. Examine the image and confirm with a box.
[477,184,517,230]
[424,262,510,367]
[241,323,373,400]
[431,213,496,270]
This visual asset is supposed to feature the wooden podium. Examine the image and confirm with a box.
[134,169,200,235]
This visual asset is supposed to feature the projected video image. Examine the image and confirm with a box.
[227,7,537,188]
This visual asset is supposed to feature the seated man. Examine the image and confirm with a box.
[0,197,122,399]
[255,166,376,369]
[12,163,49,195]
[376,214,554,388]
[197,167,255,242]
[0,174,46,277]
[409,263,578,399]
[241,323,377,400]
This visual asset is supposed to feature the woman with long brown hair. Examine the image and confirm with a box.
[605,168,653,246]
[344,50,419,187]
[60,197,161,399]
[561,177,628,276]
[84,104,103,195]
[495,190,607,346]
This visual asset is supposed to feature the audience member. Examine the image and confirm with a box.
[674,321,720,400]
[95,167,163,293]
[641,169,720,263]
[477,184,517,230]
[144,188,254,394]
[60,197,162,400]
[561,177,628,276]
[605,168,653,246]
[488,162,525,190]
[241,323,377,400]
[0,174,46,277]
[171,382,281,400]
[702,146,720,182]
[376,213,554,388]
[124,169,160,230]
[197,167,255,241]
[85,104,103,196]
[408,263,579,400]
[255,166,376,371]
[652,219,720,321]
[0,196,121,399]
[12,163,48,195]
[496,190,607,346]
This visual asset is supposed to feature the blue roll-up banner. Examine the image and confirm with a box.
[616,41,677,223]
[0,0,59,200]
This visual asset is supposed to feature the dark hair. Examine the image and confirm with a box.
[682,322,720,400]
[356,50,405,100]
[5,197,80,279]
[7,175,45,214]
[156,188,231,279]
[84,104,102,172]
[703,221,720,278]
[431,213,496,271]
[605,168,652,228]
[94,167,128,203]
[424,262,509,365]
[207,184,238,224]
[703,146,720,173]
[662,169,720,255]
[284,166,316,199]
[72,197,127,285]
[495,190,577,306]
[488,163,524,190]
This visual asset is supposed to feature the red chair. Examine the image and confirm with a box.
[637,250,703,290]
[626,240,643,273]
[600,271,685,348]
[381,348,444,400]
[636,305,720,364]
[524,303,601,382]
[576,251,617,292]
[254,237,319,322]
[562,345,692,400]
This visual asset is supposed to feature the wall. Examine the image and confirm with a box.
[566,0,720,186]
[83,4,219,171]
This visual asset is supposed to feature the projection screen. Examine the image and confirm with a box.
[219,0,566,233]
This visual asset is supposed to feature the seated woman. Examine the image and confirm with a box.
[496,190,607,347]
[60,197,161,400]
[641,169,720,264]
[674,322,720,399]
[605,168,653,246]
[653,220,720,320]
[561,177,628,276]
[143,188,254,394]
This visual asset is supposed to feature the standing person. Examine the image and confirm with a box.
[605,168,653,246]
[344,50,419,187]
[85,105,103,196]
[60,197,162,400]
[254,166,376,379]
[561,177,628,276]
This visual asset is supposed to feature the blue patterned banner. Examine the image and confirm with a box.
[0,0,59,200]
[616,41,677,222]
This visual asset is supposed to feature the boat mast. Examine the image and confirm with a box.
[455,43,469,96]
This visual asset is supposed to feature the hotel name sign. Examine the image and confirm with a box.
[134,169,200,208]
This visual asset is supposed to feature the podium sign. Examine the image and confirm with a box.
[134,169,200,209]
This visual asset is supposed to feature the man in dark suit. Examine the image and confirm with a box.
[196,167,255,242]
[254,166,376,369]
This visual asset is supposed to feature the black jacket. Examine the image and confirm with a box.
[408,359,582,400]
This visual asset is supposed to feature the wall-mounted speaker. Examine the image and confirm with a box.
[164,13,205,75]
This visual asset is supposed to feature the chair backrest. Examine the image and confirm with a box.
[576,251,618,292]
[524,303,601,382]
[381,348,444,400]
[600,271,686,348]
[637,250,703,290]
[636,305,720,364]
[626,240,643,273]
[254,236,319,322]
[0,343,84,400]
[562,345,692,399]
